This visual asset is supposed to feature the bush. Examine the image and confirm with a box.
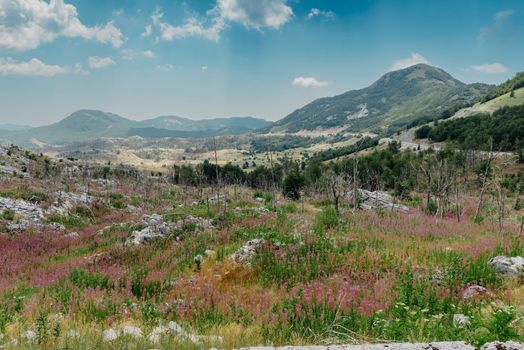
[68,268,111,290]
[283,168,305,200]
[314,207,339,233]
[1,209,15,221]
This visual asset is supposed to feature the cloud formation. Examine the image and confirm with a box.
[293,76,330,88]
[307,8,335,20]
[478,9,516,44]
[88,56,116,69]
[148,0,293,42]
[388,53,430,72]
[0,0,124,51]
[471,63,509,74]
[218,0,293,29]
[0,57,68,76]
[143,50,155,58]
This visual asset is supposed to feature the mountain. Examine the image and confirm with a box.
[138,115,271,132]
[272,64,492,134]
[0,110,271,147]
[0,123,32,131]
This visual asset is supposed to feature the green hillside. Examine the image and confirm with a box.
[482,71,524,102]
[0,110,271,147]
[272,64,491,134]
[416,103,524,152]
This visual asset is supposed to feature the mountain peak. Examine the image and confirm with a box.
[375,64,461,87]
[272,64,490,133]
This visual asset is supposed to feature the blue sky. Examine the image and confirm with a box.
[0,0,523,125]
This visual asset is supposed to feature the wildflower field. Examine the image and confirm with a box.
[1,168,523,350]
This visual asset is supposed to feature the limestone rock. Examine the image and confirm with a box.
[489,256,524,277]
[102,328,119,342]
[231,239,265,265]
[121,325,143,338]
[462,285,487,300]
[240,342,476,350]
[356,189,410,212]
[481,342,524,350]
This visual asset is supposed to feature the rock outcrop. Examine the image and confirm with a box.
[356,189,409,212]
[127,214,214,245]
[489,256,524,277]
[231,239,265,265]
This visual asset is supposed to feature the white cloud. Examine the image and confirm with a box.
[152,10,224,42]
[141,24,153,37]
[201,65,208,71]
[388,53,430,72]
[478,9,516,44]
[88,56,115,69]
[73,63,89,75]
[143,50,155,58]
[0,57,68,76]
[217,0,293,29]
[307,8,335,20]
[155,64,175,71]
[293,76,330,88]
[120,49,138,60]
[471,63,509,74]
[149,0,293,42]
[0,0,124,51]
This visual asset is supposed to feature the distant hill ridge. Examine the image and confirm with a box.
[0,110,272,147]
[272,64,492,134]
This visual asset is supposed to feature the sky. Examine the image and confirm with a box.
[0,0,523,126]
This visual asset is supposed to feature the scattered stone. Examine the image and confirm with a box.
[0,165,30,178]
[204,249,216,259]
[194,254,203,269]
[102,328,119,342]
[148,326,168,344]
[65,231,80,239]
[231,239,265,265]
[121,325,143,338]
[167,321,199,344]
[453,314,470,327]
[21,330,37,342]
[489,256,524,277]
[481,342,524,350]
[127,214,214,245]
[208,194,226,202]
[48,191,94,216]
[61,166,81,177]
[354,189,410,212]
[240,342,476,350]
[462,285,487,300]
[66,330,80,339]
[432,268,445,285]
[0,197,63,232]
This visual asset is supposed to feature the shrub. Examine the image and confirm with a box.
[1,209,15,221]
[314,206,339,233]
[68,268,110,290]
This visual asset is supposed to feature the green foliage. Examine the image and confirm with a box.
[68,268,111,290]
[312,137,379,162]
[1,209,15,221]
[313,206,339,233]
[251,135,322,152]
[482,71,524,102]
[282,166,305,200]
[421,104,524,151]
[109,193,125,209]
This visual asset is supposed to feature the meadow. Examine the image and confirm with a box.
[1,170,523,349]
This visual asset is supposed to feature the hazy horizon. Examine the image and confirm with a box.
[1,0,523,125]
